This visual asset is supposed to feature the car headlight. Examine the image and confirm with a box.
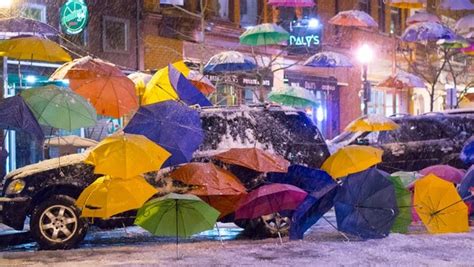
[5,179,26,195]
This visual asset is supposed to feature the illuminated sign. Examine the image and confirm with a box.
[286,18,322,54]
[60,0,89,35]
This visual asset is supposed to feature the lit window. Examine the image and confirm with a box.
[102,16,129,52]
[21,3,46,22]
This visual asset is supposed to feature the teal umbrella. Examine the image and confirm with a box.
[388,176,412,233]
[21,85,97,131]
[267,85,318,107]
[239,23,290,46]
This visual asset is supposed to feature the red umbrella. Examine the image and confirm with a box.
[419,165,465,184]
[213,147,290,173]
[328,10,378,28]
[235,183,307,220]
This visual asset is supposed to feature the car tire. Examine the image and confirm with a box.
[236,213,290,238]
[30,195,88,250]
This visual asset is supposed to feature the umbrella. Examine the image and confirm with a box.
[170,162,246,217]
[0,95,44,141]
[187,70,215,95]
[44,135,98,148]
[388,176,412,233]
[239,23,289,46]
[334,168,399,239]
[419,164,465,184]
[461,44,474,56]
[303,51,353,68]
[127,72,152,101]
[0,36,71,62]
[440,0,474,10]
[167,64,212,106]
[402,22,456,42]
[461,137,474,164]
[328,10,378,28]
[377,70,426,89]
[0,16,59,36]
[235,183,307,220]
[75,175,157,218]
[203,51,257,73]
[344,115,400,132]
[390,0,425,8]
[455,14,474,34]
[20,85,97,131]
[213,147,290,173]
[268,165,333,193]
[414,174,469,234]
[50,56,138,118]
[406,11,440,25]
[321,145,383,179]
[267,85,318,107]
[84,133,171,179]
[123,101,204,168]
[459,166,474,215]
[436,37,470,49]
[267,0,315,7]
[390,171,422,188]
[134,193,220,258]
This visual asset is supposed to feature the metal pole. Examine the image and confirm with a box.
[362,64,369,115]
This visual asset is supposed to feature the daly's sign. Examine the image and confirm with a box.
[287,18,322,54]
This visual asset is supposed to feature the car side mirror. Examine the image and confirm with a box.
[355,138,370,146]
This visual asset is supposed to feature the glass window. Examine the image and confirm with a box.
[216,0,229,19]
[359,0,371,14]
[102,16,129,52]
[244,88,255,104]
[379,119,450,143]
[378,0,386,32]
[390,8,402,35]
[240,0,258,28]
[21,3,46,22]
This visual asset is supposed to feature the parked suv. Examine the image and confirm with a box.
[329,114,474,172]
[0,105,330,250]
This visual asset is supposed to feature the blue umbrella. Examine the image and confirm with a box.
[402,21,456,42]
[304,51,353,68]
[123,101,204,168]
[268,165,334,193]
[168,64,212,107]
[459,166,474,216]
[0,95,44,141]
[334,168,398,239]
[203,51,257,73]
[460,138,474,164]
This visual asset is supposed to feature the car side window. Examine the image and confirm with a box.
[378,119,450,144]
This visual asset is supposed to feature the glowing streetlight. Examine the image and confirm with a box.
[356,44,374,115]
[0,0,13,9]
[356,44,374,65]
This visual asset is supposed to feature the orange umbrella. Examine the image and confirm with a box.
[50,56,138,118]
[170,162,246,217]
[187,70,215,95]
[213,147,290,173]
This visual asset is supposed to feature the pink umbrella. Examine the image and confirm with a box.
[328,10,378,28]
[440,0,474,10]
[419,165,466,184]
[455,14,474,34]
[267,0,315,7]
[235,183,307,220]
[406,11,440,25]
[462,44,474,56]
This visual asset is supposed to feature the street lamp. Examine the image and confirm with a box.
[356,44,374,115]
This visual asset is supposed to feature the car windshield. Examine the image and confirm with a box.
[378,118,452,144]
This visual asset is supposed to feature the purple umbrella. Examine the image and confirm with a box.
[304,51,353,68]
[419,165,465,184]
[406,11,440,25]
[402,22,456,42]
[0,95,44,141]
[267,0,315,7]
[440,0,474,11]
[0,17,59,36]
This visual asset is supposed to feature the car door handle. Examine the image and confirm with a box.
[440,146,453,153]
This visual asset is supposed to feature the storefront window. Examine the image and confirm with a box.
[359,0,371,14]
[216,0,229,20]
[378,0,386,32]
[390,7,402,35]
[240,0,258,28]
[21,3,47,22]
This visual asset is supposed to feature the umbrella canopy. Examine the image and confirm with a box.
[50,56,138,118]
[44,135,98,148]
[141,62,189,105]
[402,22,456,42]
[377,70,426,89]
[239,23,289,46]
[123,101,204,168]
[76,175,157,218]
[203,51,257,73]
[440,0,474,10]
[127,72,152,99]
[187,70,215,95]
[0,36,71,62]
[414,174,469,234]
[391,171,422,188]
[459,166,474,215]
[268,165,333,193]
[455,14,474,34]
[214,147,289,173]
[461,138,474,164]
[344,115,400,132]
[390,0,425,8]
[328,10,378,28]
[304,51,353,68]
[419,164,465,184]
[335,168,399,239]
[0,16,59,36]
[406,11,440,25]
[461,44,474,56]
[0,95,44,141]
[84,133,171,179]
[267,85,318,107]
[267,0,315,7]
[20,85,97,131]
[321,145,383,179]
[134,193,220,237]
[388,176,412,233]
[235,183,307,220]
[436,37,470,49]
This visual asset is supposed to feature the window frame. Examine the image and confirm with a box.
[102,15,130,53]
[22,3,47,22]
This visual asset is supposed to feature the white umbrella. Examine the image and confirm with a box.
[406,11,440,25]
[455,14,474,34]
[440,0,474,10]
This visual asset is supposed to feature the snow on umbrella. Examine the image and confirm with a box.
[334,168,399,239]
[268,165,333,193]
[203,51,257,73]
[388,176,412,234]
[389,0,425,9]
[406,11,440,25]
[0,16,59,36]
[304,51,353,68]
[239,23,290,46]
[419,164,465,184]
[0,36,71,62]
[344,114,400,132]
[390,171,422,188]
[45,135,98,149]
[267,85,318,108]
[267,0,315,7]
[328,10,378,28]
[455,14,474,34]
[187,70,215,95]
[440,0,474,10]
[123,101,204,168]
[127,71,152,101]
[0,95,44,141]
[377,70,426,89]
[461,137,474,164]
[213,147,290,173]
[402,21,456,42]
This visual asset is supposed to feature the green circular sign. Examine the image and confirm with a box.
[60,0,89,35]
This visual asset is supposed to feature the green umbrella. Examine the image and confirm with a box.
[388,176,412,234]
[391,171,421,188]
[267,85,319,107]
[21,85,97,131]
[134,193,220,258]
[239,23,290,46]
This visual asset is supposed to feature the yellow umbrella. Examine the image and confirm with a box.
[389,0,425,9]
[76,175,157,218]
[321,145,383,179]
[414,174,469,234]
[84,133,171,179]
[0,36,71,62]
[344,115,400,132]
[141,61,190,105]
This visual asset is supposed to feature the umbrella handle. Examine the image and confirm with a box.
[322,215,350,242]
